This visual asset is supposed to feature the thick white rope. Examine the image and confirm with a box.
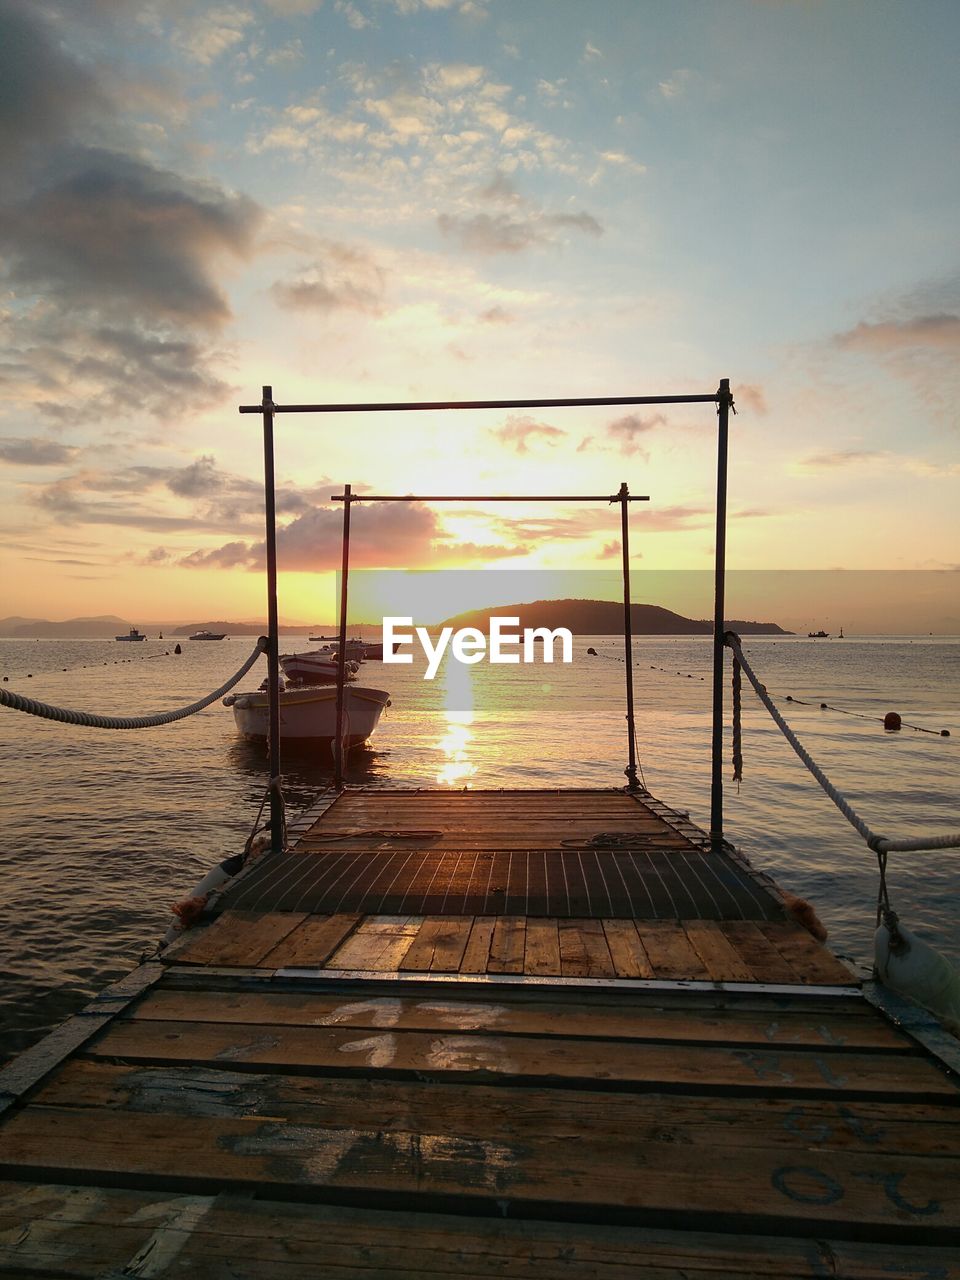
[725,633,960,855]
[0,639,266,730]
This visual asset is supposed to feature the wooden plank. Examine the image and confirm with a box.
[758,923,857,986]
[170,911,309,968]
[684,920,757,982]
[523,918,561,975]
[81,1018,957,1098]
[126,988,911,1051]
[602,919,654,978]
[487,917,526,973]
[459,917,496,973]
[3,1182,955,1280]
[258,914,360,968]
[399,918,473,973]
[721,921,800,984]
[636,921,712,980]
[38,1060,960,1156]
[559,919,617,977]
[326,916,422,971]
[2,1105,958,1237]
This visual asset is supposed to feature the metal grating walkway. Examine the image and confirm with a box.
[218,790,784,922]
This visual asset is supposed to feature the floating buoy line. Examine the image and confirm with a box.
[587,647,950,737]
[782,693,950,737]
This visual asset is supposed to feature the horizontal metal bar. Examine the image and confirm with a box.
[240,393,719,415]
[330,494,650,503]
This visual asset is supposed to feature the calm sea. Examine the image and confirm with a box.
[1,633,957,1060]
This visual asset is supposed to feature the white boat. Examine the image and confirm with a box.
[308,637,367,661]
[189,629,227,640]
[279,650,359,684]
[223,684,391,744]
[116,627,146,642]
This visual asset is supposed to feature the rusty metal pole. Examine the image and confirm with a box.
[261,385,283,853]
[619,482,640,791]
[333,484,352,790]
[710,379,732,847]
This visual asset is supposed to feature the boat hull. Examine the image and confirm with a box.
[225,685,390,744]
[279,651,358,684]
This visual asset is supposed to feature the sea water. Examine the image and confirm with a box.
[1,633,957,1059]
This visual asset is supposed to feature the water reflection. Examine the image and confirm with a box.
[436,660,478,786]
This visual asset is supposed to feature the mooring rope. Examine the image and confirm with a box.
[0,638,266,730]
[732,655,743,786]
[724,632,960,856]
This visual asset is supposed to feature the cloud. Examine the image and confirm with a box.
[0,437,79,466]
[264,0,325,13]
[607,412,666,456]
[795,449,960,477]
[0,0,107,167]
[735,383,768,414]
[583,42,602,62]
[270,241,386,312]
[478,171,521,203]
[25,456,332,535]
[478,305,513,324]
[657,69,694,100]
[181,500,441,571]
[335,0,373,27]
[166,455,222,498]
[832,306,960,421]
[837,314,960,353]
[491,414,566,454]
[168,6,255,66]
[797,449,887,471]
[0,4,264,428]
[1,151,261,328]
[438,208,602,254]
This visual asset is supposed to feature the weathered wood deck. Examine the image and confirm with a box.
[0,788,957,1278]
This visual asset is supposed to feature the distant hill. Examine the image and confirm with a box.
[439,598,792,636]
[3,615,132,638]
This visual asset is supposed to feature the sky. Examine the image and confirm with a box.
[0,0,957,631]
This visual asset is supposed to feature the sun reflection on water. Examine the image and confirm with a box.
[436,660,478,786]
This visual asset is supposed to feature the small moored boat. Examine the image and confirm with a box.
[223,683,390,744]
[115,627,146,642]
[279,650,359,684]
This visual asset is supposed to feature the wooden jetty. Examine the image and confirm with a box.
[1,787,957,1278]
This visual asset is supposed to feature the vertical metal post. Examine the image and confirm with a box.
[333,484,352,790]
[710,378,732,846]
[261,385,283,853]
[619,482,640,791]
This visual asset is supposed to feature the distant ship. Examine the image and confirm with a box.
[116,627,146,642]
[807,629,829,638]
[189,629,227,641]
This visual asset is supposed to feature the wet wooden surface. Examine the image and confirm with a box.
[171,909,856,984]
[1,788,957,1277]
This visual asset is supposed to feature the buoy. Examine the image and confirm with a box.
[174,643,182,654]
[786,695,793,702]
[875,918,960,1034]
[587,647,597,655]
[942,729,951,737]
[820,702,827,709]
[884,711,902,731]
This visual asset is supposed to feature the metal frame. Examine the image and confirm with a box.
[240,380,734,852]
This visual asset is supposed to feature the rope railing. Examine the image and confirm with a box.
[725,632,960,856]
[0,638,266,730]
